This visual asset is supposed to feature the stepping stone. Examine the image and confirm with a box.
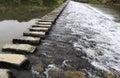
[29,27,49,32]
[0,54,29,68]
[2,44,36,54]
[36,21,52,25]
[23,31,46,38]
[38,20,54,23]
[32,24,52,28]
[0,69,15,78]
[13,36,41,45]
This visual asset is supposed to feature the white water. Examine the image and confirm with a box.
[63,1,120,74]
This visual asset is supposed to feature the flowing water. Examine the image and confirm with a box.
[1,1,120,78]
[29,1,120,77]
[63,1,120,75]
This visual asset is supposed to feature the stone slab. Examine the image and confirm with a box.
[29,27,49,32]
[13,36,41,45]
[23,31,46,38]
[0,69,14,78]
[38,20,54,23]
[0,54,28,68]
[32,24,52,28]
[2,44,36,54]
[36,21,52,25]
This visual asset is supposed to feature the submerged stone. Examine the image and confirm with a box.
[32,63,44,73]
[103,71,119,78]
[65,71,86,78]
[45,65,66,78]
[2,44,36,54]
[23,31,46,38]
[13,36,41,45]
[0,54,29,68]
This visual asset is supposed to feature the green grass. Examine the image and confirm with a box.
[88,0,102,4]
[74,0,120,5]
[0,0,66,21]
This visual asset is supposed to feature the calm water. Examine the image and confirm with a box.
[91,4,120,22]
[0,6,53,51]
[0,19,36,50]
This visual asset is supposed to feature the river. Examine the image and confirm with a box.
[0,1,120,78]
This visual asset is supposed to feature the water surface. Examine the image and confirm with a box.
[91,4,120,22]
[65,1,120,75]
[0,19,36,50]
[0,5,54,51]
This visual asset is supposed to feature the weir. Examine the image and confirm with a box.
[0,0,120,78]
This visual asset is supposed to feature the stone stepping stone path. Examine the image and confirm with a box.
[38,19,54,23]
[32,24,52,28]
[29,27,49,32]
[0,54,28,68]
[36,21,52,25]
[0,69,14,78]
[2,44,36,54]
[13,36,41,45]
[0,0,70,77]
[23,31,46,38]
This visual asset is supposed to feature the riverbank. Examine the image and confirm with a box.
[75,0,120,5]
[0,5,53,21]
[0,0,65,21]
[74,0,120,23]
[90,3,120,23]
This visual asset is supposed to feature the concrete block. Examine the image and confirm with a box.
[23,31,46,38]
[36,21,52,25]
[0,54,29,68]
[32,24,52,28]
[0,69,15,78]
[29,27,49,32]
[2,44,36,54]
[13,36,41,45]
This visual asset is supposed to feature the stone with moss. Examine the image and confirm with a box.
[32,63,44,73]
[65,71,86,78]
[104,71,119,78]
[48,67,66,78]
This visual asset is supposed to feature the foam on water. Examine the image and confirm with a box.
[62,1,120,74]
[44,64,56,78]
